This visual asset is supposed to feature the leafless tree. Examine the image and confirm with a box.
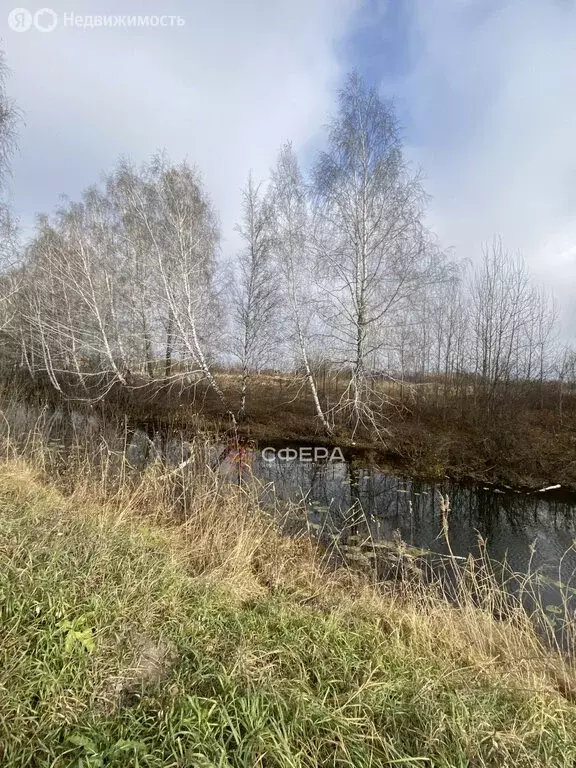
[524,286,558,395]
[470,239,536,408]
[232,174,279,420]
[0,51,21,346]
[20,195,132,391]
[312,73,442,434]
[4,56,569,445]
[17,154,233,417]
[270,143,332,433]
[124,154,230,412]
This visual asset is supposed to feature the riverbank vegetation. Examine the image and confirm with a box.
[1,413,576,766]
[0,62,574,490]
[11,363,576,492]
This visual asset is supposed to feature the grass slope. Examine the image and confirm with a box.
[0,461,575,767]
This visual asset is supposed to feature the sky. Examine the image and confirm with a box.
[2,0,576,325]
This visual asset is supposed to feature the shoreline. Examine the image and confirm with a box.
[10,369,576,498]
[201,420,576,501]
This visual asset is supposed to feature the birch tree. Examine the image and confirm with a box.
[471,239,533,407]
[104,154,232,415]
[270,143,332,433]
[18,154,232,413]
[232,174,278,420]
[313,73,440,433]
[0,51,20,346]
[21,195,131,392]
[0,50,17,263]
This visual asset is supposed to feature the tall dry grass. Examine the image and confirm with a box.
[0,390,576,764]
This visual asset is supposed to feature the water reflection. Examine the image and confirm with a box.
[124,427,576,593]
[122,429,576,637]
[251,453,576,584]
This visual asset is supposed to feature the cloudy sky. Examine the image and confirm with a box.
[2,0,575,321]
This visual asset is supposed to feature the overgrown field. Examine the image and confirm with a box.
[1,438,576,766]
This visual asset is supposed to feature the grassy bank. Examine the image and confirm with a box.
[1,446,576,766]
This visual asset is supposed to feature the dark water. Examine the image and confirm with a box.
[12,399,576,602]
[246,452,576,591]
[124,426,576,625]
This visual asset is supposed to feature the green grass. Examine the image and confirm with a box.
[1,462,576,767]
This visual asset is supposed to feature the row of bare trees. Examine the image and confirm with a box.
[395,242,560,387]
[17,157,226,404]
[0,64,570,432]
